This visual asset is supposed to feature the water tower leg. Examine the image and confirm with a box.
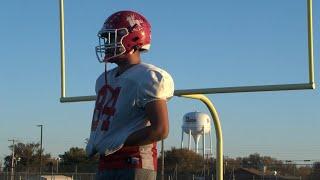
[195,135,200,153]
[188,129,191,150]
[203,126,205,158]
[209,129,212,157]
[181,129,184,149]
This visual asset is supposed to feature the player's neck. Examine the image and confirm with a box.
[116,63,138,76]
[116,53,141,76]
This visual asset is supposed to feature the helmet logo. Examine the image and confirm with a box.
[126,15,143,29]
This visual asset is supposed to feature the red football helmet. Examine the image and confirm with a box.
[95,10,152,63]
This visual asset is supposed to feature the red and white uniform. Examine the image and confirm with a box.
[86,62,174,170]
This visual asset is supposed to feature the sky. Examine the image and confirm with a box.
[0,0,320,164]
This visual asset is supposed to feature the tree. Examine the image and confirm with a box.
[295,166,312,179]
[309,162,320,180]
[3,142,52,173]
[159,148,205,176]
[58,147,98,173]
[0,160,3,172]
[240,153,264,169]
[238,153,289,174]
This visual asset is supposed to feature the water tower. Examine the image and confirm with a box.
[181,111,212,158]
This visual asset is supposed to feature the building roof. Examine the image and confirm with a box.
[235,168,301,180]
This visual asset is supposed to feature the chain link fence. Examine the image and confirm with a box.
[0,172,95,180]
[0,172,214,180]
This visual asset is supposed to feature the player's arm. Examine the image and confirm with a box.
[124,99,169,146]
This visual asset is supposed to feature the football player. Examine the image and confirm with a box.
[86,10,174,180]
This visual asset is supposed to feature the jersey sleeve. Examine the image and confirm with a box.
[136,69,174,108]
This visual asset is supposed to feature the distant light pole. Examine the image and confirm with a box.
[8,139,16,180]
[56,157,61,173]
[37,125,44,176]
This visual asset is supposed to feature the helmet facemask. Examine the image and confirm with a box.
[95,28,129,63]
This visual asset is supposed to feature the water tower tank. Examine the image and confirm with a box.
[182,111,211,135]
[182,112,211,154]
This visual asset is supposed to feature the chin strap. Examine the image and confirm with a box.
[104,63,108,85]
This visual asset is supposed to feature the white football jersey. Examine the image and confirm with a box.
[86,62,174,157]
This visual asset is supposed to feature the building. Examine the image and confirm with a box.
[29,175,73,180]
[226,168,301,180]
